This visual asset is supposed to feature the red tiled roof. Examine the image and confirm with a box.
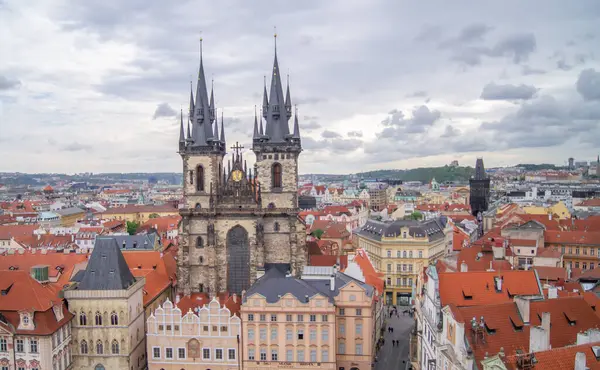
[0,250,87,288]
[101,204,178,215]
[448,214,477,223]
[510,238,538,247]
[139,215,181,233]
[0,224,38,240]
[503,341,600,370]
[457,246,513,272]
[13,234,77,249]
[353,249,384,294]
[439,270,541,307]
[536,247,562,258]
[453,226,471,251]
[545,231,600,246]
[534,266,567,281]
[102,220,126,230]
[322,206,351,216]
[176,293,241,317]
[122,251,176,307]
[306,241,322,257]
[309,220,350,239]
[309,255,348,270]
[579,198,600,207]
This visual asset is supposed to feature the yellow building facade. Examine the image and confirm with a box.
[100,205,179,223]
[355,218,450,305]
[522,201,571,219]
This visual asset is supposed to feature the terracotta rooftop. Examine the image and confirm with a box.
[510,238,538,247]
[175,293,242,317]
[100,204,178,215]
[457,246,513,272]
[352,249,385,294]
[308,255,348,270]
[122,251,177,306]
[0,250,87,288]
[0,224,38,240]
[439,270,541,307]
[503,341,600,370]
[545,230,600,246]
[534,266,568,281]
[139,215,181,234]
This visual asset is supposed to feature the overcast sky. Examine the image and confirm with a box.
[1,0,599,174]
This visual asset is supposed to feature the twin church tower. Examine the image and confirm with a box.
[177,37,306,296]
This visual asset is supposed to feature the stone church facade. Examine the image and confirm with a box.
[177,38,307,296]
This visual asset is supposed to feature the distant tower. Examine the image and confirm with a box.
[568,157,574,170]
[470,158,490,236]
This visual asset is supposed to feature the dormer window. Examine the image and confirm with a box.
[23,315,29,325]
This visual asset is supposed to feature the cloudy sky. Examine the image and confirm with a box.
[1,0,599,174]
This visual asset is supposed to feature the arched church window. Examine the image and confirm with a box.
[79,312,87,326]
[195,203,201,210]
[189,170,194,185]
[199,256,204,264]
[272,163,282,188]
[196,236,204,248]
[80,340,88,354]
[111,340,119,354]
[95,311,102,326]
[110,311,118,325]
[96,340,103,354]
[274,222,280,232]
[196,166,205,192]
[268,203,276,209]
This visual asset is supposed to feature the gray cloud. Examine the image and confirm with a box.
[0,75,21,90]
[576,68,600,101]
[348,130,363,138]
[449,33,537,66]
[522,65,546,75]
[378,105,442,138]
[557,59,572,70]
[406,90,428,98]
[302,121,321,131]
[321,130,341,139]
[153,103,177,120]
[440,23,493,48]
[480,82,538,100]
[62,142,92,152]
[441,125,460,138]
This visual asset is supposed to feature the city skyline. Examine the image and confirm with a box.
[1,0,599,174]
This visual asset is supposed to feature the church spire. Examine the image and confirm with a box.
[285,75,292,119]
[220,112,226,143]
[292,105,300,139]
[188,80,194,122]
[179,108,185,144]
[253,106,259,139]
[474,158,487,180]
[262,76,268,119]
[262,32,290,142]
[213,108,220,139]
[259,115,264,136]
[209,79,215,122]
[192,37,214,146]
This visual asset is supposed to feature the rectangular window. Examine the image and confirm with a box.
[259,328,267,341]
[260,349,267,361]
[592,263,595,270]
[584,248,588,255]
[165,348,173,359]
[576,262,580,268]
[270,328,277,341]
[271,349,278,361]
[310,314,316,322]
[228,348,236,360]
[248,348,255,360]
[356,323,363,335]
[396,264,401,272]
[259,314,266,322]
[409,264,413,272]
[387,250,392,257]
[387,264,392,272]
[248,314,254,321]
[270,314,277,322]
[310,328,317,341]
[0,339,6,352]
[396,277,401,286]
[286,349,293,361]
[356,308,362,316]
[248,328,255,340]
[419,251,423,258]
[16,339,24,353]
[178,348,186,359]
[591,248,596,256]
[30,339,38,353]
[340,323,345,334]
[298,329,304,340]
[310,349,317,362]
[297,314,304,322]
[561,246,566,254]
[286,329,293,341]
[339,308,345,315]
[403,277,407,286]
[409,277,413,286]
[322,328,329,341]
[297,349,305,362]
[584,262,588,270]
[576,248,580,255]
[321,314,328,322]
[397,251,401,258]
[356,343,363,355]
[215,348,223,360]
[153,347,160,359]
[338,342,345,354]
[203,348,210,360]
[409,251,413,258]
[286,314,292,322]
[322,349,329,362]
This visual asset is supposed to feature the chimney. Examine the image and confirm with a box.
[487,261,494,272]
[330,274,336,291]
[495,276,503,291]
[71,234,74,242]
[529,312,551,353]
[514,296,531,324]
[577,329,600,345]
[492,245,506,260]
[460,261,468,272]
[175,295,180,304]
[548,213,552,221]
[547,287,558,299]
[232,293,238,303]
[574,352,587,370]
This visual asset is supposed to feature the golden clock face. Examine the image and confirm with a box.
[231,170,243,182]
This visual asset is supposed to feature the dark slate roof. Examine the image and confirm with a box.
[97,233,158,250]
[77,238,136,290]
[355,217,447,242]
[245,265,373,304]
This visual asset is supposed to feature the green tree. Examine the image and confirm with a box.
[409,211,423,220]
[311,229,324,239]
[127,221,140,235]
[148,213,160,219]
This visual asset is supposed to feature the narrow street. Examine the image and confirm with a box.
[375,309,415,370]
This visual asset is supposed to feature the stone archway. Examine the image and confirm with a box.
[226,225,250,294]
[94,365,105,370]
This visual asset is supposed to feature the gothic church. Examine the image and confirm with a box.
[177,38,306,296]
